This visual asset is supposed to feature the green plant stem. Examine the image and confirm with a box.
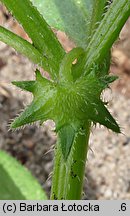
[50,121,91,200]
[88,0,107,42]
[74,0,130,79]
[83,0,130,74]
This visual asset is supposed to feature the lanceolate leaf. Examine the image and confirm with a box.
[0,26,51,72]
[1,0,65,78]
[31,0,107,48]
[88,99,120,133]
[11,70,55,128]
[12,81,36,92]
[83,0,130,75]
[11,99,49,128]
[0,151,47,200]
[58,125,76,160]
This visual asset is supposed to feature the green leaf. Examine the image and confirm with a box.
[58,125,75,160]
[11,97,50,128]
[0,151,47,200]
[88,99,120,133]
[1,0,65,78]
[31,0,107,47]
[0,26,51,72]
[12,70,50,93]
[83,0,130,74]
[12,81,36,92]
[100,75,118,86]
[11,70,55,128]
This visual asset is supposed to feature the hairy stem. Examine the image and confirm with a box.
[83,0,130,74]
[73,0,130,79]
[88,0,107,42]
[51,121,91,200]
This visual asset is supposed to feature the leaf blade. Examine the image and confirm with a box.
[0,151,47,200]
[83,0,130,74]
[1,0,65,78]
[58,125,75,160]
[31,0,108,47]
[12,81,36,92]
[88,100,120,133]
[0,26,51,72]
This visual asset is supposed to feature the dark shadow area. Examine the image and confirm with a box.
[0,165,26,200]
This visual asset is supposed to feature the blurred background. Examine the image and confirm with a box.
[0,4,130,199]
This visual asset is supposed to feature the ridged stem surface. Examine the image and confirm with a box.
[51,122,91,200]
